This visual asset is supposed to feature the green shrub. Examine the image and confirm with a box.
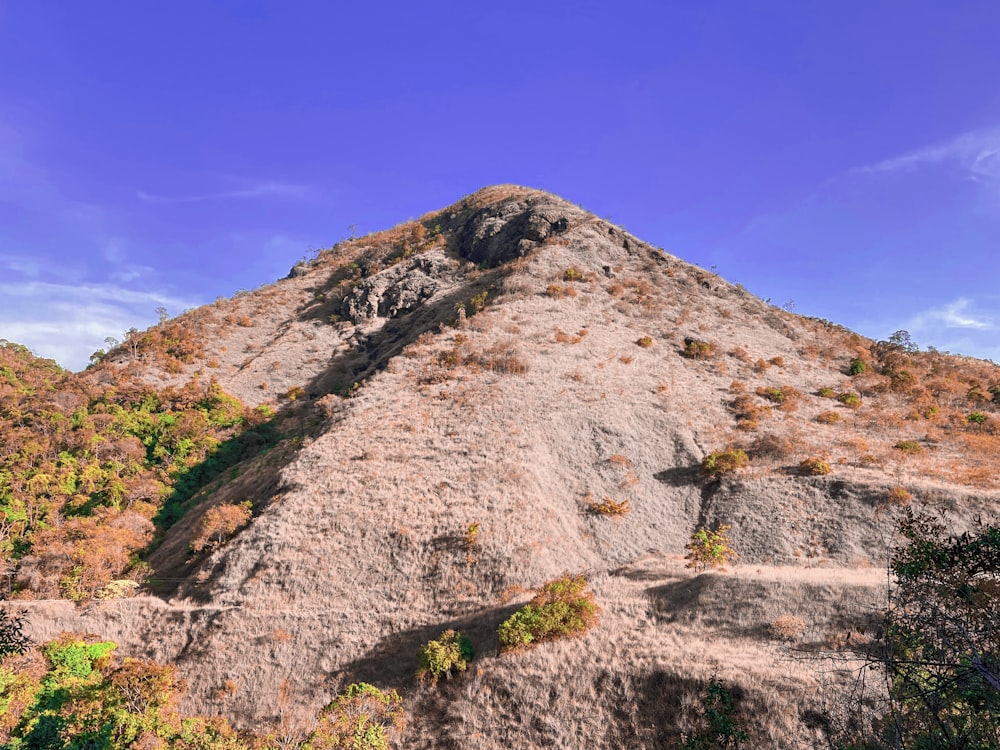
[416,630,474,685]
[701,449,749,477]
[636,336,654,348]
[563,266,584,282]
[43,638,117,678]
[755,386,786,404]
[837,391,861,408]
[894,440,922,453]
[0,608,30,658]
[682,338,715,360]
[680,677,748,750]
[816,387,836,398]
[685,525,737,571]
[498,575,600,651]
[306,683,405,750]
[848,358,867,375]
[967,411,988,425]
[799,457,831,476]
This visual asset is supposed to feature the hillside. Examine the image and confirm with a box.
[3,185,1000,747]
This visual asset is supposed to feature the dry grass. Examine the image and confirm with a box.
[17,184,1000,747]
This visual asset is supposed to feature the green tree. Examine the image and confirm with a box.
[850,510,1000,749]
[685,525,737,572]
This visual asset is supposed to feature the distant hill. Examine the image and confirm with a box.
[3,186,999,747]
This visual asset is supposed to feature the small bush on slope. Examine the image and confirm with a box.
[701,450,749,477]
[306,682,406,750]
[498,575,600,651]
[416,629,474,685]
[685,525,737,572]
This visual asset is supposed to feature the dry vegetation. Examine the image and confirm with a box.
[3,186,999,747]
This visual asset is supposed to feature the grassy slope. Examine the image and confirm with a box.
[9,186,1000,747]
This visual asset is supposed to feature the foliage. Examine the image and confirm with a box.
[816,410,842,424]
[306,682,405,750]
[844,510,1000,749]
[685,525,737,572]
[701,449,749,477]
[838,391,862,408]
[190,502,253,553]
[799,457,831,476]
[969,411,988,425]
[562,266,584,282]
[0,607,30,657]
[498,575,600,651]
[0,634,251,750]
[588,496,632,516]
[682,338,715,360]
[0,343,278,598]
[680,677,748,750]
[636,336,654,348]
[849,358,867,376]
[893,440,922,454]
[416,630,474,685]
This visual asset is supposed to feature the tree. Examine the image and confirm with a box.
[0,606,30,657]
[685,525,737,572]
[856,509,1000,749]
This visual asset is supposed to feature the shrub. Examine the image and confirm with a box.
[837,391,862,408]
[886,486,913,506]
[562,266,584,282]
[816,387,836,398]
[849,357,867,375]
[701,449,748,477]
[967,411,988,425]
[748,433,793,461]
[685,525,737,571]
[498,575,600,651]
[769,614,807,641]
[191,502,253,553]
[893,440,922,454]
[416,630,474,685]
[0,608,30,658]
[306,683,405,750]
[682,338,715,360]
[636,336,654,348]
[799,457,831,476]
[756,386,786,404]
[680,677,747,750]
[815,410,841,424]
[588,497,631,516]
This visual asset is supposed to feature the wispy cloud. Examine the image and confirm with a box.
[908,297,994,332]
[0,280,201,371]
[859,128,1000,184]
[136,180,309,204]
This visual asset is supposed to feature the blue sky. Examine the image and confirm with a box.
[2,2,1000,370]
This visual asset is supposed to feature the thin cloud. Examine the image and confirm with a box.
[0,280,201,371]
[136,180,309,204]
[859,128,1000,183]
[905,298,994,341]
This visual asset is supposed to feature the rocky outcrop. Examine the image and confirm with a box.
[454,196,572,267]
[338,252,456,323]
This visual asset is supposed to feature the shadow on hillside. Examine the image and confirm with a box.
[604,669,748,749]
[332,604,522,689]
[143,269,511,597]
[653,465,702,486]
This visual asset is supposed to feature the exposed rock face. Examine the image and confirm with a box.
[453,196,572,267]
[339,252,454,323]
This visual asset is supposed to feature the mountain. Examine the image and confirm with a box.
[4,185,1000,748]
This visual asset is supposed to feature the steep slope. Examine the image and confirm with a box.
[11,185,1000,747]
